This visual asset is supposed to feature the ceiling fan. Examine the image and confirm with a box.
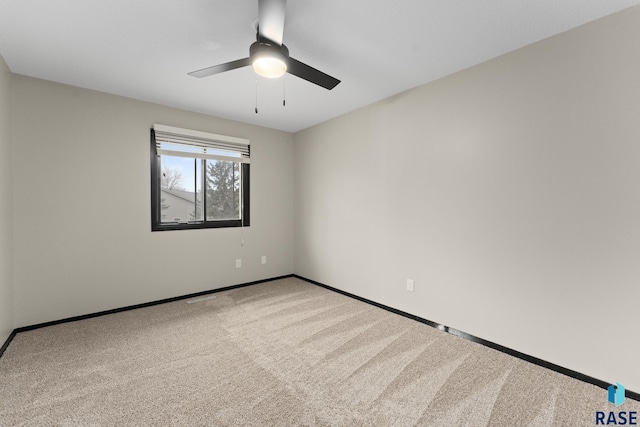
[188,0,340,90]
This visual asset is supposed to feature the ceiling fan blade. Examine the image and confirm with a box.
[258,0,286,45]
[188,57,251,78]
[288,58,340,90]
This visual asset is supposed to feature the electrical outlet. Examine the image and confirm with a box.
[406,279,414,292]
[236,259,242,268]
[261,255,267,265]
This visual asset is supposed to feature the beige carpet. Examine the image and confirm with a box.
[1,277,637,426]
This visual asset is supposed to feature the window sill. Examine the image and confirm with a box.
[151,220,249,232]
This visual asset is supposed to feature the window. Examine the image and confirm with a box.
[151,124,250,231]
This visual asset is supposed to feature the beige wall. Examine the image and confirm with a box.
[0,55,14,344]
[294,6,640,391]
[12,76,294,327]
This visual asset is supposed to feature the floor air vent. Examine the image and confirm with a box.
[186,295,216,304]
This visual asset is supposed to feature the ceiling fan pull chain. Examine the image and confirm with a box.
[255,79,259,114]
[283,74,286,107]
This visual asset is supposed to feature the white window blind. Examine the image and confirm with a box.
[153,124,250,163]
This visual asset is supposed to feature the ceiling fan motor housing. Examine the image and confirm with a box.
[250,40,290,77]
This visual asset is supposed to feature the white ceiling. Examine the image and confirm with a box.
[1,0,639,133]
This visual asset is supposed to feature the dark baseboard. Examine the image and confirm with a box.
[12,274,294,335]
[0,330,17,359]
[293,274,640,403]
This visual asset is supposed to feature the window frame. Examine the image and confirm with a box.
[150,128,250,232]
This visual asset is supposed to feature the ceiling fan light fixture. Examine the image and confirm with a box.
[252,54,287,78]
[250,41,289,78]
